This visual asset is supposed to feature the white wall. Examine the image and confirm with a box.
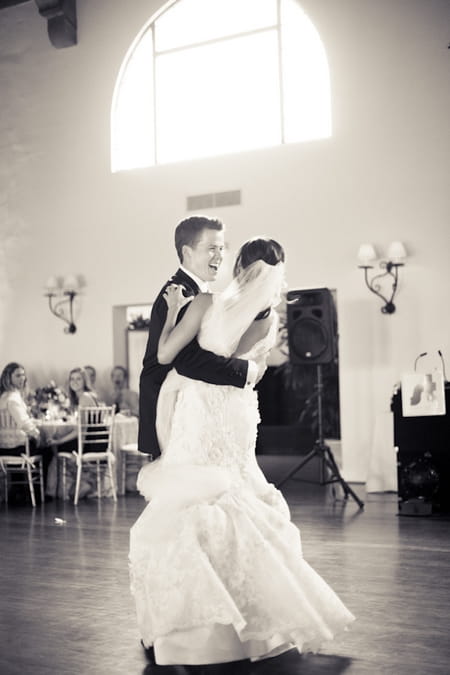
[0,0,448,480]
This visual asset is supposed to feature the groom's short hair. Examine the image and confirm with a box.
[175,216,224,263]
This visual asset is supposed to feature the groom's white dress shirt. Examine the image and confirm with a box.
[180,265,209,293]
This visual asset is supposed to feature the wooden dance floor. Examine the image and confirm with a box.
[1,456,449,675]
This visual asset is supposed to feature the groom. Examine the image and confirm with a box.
[138,215,261,458]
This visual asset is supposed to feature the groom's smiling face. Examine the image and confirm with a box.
[183,228,225,283]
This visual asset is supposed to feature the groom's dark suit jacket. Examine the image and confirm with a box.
[138,268,249,457]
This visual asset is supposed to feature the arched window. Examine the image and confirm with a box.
[111,0,331,171]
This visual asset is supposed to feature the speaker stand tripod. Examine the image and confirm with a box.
[276,365,364,509]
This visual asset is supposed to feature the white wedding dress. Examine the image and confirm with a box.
[129,262,355,666]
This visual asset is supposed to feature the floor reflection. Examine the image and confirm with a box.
[142,650,354,674]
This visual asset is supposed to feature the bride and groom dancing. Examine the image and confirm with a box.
[131,216,354,670]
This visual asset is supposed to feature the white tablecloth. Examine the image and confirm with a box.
[112,415,145,495]
[113,414,138,458]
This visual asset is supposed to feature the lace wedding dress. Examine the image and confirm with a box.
[129,262,355,666]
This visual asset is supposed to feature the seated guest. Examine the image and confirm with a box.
[0,362,41,453]
[107,366,139,417]
[0,362,53,498]
[55,367,102,452]
[47,367,108,499]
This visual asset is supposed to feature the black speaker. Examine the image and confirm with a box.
[286,288,337,365]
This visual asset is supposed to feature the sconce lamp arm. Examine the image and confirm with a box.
[360,262,403,314]
[47,291,77,333]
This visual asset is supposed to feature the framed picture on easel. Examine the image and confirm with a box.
[401,370,446,417]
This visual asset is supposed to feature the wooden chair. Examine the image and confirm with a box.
[0,409,44,507]
[120,442,151,494]
[58,405,117,505]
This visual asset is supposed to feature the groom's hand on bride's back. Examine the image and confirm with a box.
[245,356,267,387]
[256,357,268,384]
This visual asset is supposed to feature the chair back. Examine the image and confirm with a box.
[0,408,30,453]
[76,405,115,455]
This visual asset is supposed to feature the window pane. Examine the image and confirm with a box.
[155,31,281,163]
[111,29,155,171]
[111,0,332,171]
[281,0,331,142]
[155,0,277,52]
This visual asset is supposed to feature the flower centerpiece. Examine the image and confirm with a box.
[27,380,71,421]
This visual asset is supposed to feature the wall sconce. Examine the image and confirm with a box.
[357,241,407,314]
[45,275,83,333]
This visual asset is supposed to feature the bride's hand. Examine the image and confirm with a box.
[163,284,191,312]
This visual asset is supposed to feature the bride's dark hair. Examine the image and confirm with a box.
[233,237,285,277]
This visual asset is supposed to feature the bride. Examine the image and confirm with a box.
[129,237,355,667]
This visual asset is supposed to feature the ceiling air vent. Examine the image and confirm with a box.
[187,190,241,211]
